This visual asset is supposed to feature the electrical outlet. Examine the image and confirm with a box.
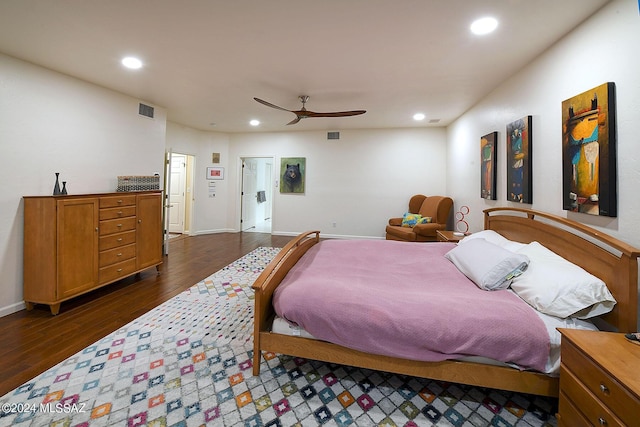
[332,222,337,228]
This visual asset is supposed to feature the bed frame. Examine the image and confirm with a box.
[252,207,639,397]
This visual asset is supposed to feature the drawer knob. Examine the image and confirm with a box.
[117,253,122,257]
[117,268,123,273]
[117,223,122,228]
[117,238,123,242]
[117,200,123,204]
[599,383,609,395]
[598,417,607,426]
[118,211,123,216]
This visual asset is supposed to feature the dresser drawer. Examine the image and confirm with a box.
[562,339,639,425]
[100,195,136,208]
[99,230,136,251]
[99,258,137,284]
[99,205,136,220]
[99,243,136,267]
[99,217,137,236]
[558,390,590,427]
[560,365,625,427]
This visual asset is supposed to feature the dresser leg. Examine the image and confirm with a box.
[50,304,61,315]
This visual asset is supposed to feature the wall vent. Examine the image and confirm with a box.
[139,103,155,118]
[327,131,340,140]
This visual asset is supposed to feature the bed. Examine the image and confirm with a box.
[251,207,639,397]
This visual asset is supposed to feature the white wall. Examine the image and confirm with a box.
[227,128,449,238]
[165,122,231,234]
[0,53,167,316]
[447,0,640,249]
[165,126,448,239]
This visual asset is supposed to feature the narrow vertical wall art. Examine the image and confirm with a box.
[506,116,532,203]
[280,157,306,194]
[561,82,617,217]
[480,132,497,200]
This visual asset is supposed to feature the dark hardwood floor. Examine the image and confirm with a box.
[0,232,293,397]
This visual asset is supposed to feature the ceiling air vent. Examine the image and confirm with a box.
[139,103,155,118]
[327,131,340,140]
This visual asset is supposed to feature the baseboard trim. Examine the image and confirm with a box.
[0,301,26,318]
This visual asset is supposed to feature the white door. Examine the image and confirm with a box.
[169,153,186,233]
[241,159,258,231]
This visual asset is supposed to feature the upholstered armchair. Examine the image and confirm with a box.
[386,195,453,242]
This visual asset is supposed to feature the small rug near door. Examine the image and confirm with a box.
[0,248,557,426]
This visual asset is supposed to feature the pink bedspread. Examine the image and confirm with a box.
[273,239,550,372]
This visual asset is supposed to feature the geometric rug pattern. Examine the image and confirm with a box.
[0,247,557,426]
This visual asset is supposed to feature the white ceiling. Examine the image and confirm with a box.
[0,0,610,133]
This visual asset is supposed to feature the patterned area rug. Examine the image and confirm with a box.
[0,247,557,426]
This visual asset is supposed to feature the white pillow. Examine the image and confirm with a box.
[458,229,526,252]
[511,242,616,319]
[445,238,530,290]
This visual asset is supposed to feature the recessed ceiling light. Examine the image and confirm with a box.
[470,17,498,35]
[249,119,260,126]
[413,113,426,121]
[121,56,143,69]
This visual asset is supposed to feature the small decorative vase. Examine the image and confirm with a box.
[61,181,67,195]
[53,173,62,195]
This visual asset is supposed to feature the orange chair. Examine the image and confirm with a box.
[385,195,453,242]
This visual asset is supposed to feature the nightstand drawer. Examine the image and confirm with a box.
[560,365,625,427]
[562,339,639,425]
[558,390,590,427]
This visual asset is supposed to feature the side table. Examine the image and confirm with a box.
[436,230,469,243]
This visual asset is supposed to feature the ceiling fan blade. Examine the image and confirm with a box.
[253,97,292,112]
[305,110,367,118]
[255,95,366,125]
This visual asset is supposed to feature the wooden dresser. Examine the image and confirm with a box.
[558,328,640,427]
[23,191,163,315]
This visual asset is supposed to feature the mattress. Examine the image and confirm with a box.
[271,299,598,375]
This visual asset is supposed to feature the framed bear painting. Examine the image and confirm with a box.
[280,157,305,194]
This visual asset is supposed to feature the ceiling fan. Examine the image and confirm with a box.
[253,95,366,125]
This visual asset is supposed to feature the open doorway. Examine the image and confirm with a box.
[241,157,274,233]
[166,151,195,243]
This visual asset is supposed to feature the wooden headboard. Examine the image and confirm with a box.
[484,207,639,332]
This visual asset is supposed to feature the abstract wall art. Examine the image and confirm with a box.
[561,82,617,217]
[506,116,532,204]
[480,132,497,200]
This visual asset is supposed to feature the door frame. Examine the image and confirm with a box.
[168,153,187,234]
[238,155,275,233]
[164,150,195,254]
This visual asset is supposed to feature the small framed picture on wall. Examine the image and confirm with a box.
[206,167,224,180]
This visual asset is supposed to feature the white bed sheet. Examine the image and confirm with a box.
[270,289,598,376]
